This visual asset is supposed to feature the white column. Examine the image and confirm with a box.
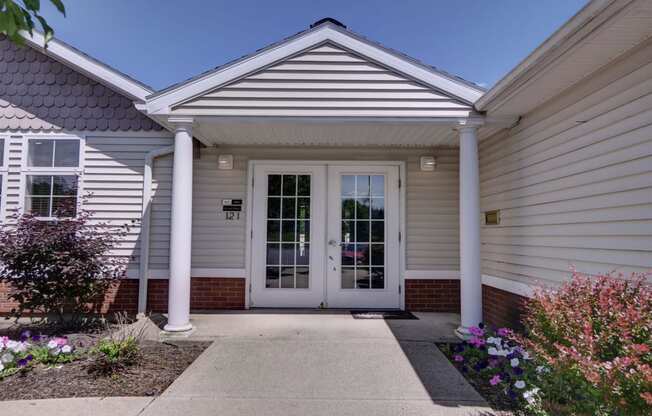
[456,125,483,339]
[164,120,194,332]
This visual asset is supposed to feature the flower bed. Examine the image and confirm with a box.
[0,327,210,401]
[440,270,652,416]
[440,325,545,414]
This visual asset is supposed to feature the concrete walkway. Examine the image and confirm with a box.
[141,311,494,416]
[3,312,495,416]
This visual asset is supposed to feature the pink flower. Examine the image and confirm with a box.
[497,328,512,337]
[489,374,502,386]
[469,326,484,337]
[453,354,464,362]
[469,336,486,348]
[53,337,68,347]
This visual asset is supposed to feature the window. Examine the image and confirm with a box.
[25,175,78,217]
[27,139,79,168]
[25,138,81,218]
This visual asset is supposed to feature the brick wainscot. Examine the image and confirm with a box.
[0,278,245,316]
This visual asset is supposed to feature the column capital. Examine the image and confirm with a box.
[455,117,484,133]
[168,116,195,131]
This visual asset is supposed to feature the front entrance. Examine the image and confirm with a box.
[250,162,401,309]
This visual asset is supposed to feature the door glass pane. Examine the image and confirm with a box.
[340,175,386,290]
[265,174,310,289]
[268,175,282,196]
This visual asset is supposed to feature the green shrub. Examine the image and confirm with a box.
[88,336,140,375]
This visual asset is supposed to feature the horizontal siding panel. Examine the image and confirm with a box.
[205,90,450,100]
[480,52,652,286]
[221,80,430,90]
[182,99,468,109]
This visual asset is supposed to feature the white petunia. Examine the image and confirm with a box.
[514,380,526,389]
[510,358,520,367]
[47,340,58,349]
[1,352,14,364]
[486,337,502,346]
[488,347,499,356]
[521,351,531,360]
[523,388,540,405]
[61,345,72,354]
[8,341,28,353]
[0,361,4,371]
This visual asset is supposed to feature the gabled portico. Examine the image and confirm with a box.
[140,18,502,337]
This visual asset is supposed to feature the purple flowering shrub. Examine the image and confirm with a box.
[452,324,546,414]
[0,331,76,379]
[0,207,130,325]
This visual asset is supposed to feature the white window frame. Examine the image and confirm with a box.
[20,135,85,220]
[0,137,9,223]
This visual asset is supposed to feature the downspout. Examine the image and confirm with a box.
[138,145,174,316]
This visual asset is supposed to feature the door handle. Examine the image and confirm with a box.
[328,239,344,247]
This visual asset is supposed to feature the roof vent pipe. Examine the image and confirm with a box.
[310,17,346,29]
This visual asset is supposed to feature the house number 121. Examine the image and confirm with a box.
[225,212,240,221]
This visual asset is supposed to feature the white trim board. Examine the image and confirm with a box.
[482,274,535,299]
[404,270,460,279]
[125,268,246,279]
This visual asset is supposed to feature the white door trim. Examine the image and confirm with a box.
[245,160,406,309]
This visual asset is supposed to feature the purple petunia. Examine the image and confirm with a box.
[17,358,28,367]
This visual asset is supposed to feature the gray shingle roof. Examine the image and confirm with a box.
[0,36,162,132]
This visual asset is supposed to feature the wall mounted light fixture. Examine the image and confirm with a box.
[218,154,234,170]
[420,156,436,171]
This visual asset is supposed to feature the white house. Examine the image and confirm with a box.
[0,0,650,336]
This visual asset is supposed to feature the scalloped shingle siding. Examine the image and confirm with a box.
[0,37,161,131]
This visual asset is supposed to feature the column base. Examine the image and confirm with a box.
[454,325,474,341]
[163,322,194,333]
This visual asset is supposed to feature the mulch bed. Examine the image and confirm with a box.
[0,340,209,400]
[437,343,517,414]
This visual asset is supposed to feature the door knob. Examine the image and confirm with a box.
[328,239,343,247]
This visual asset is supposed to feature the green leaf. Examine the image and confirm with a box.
[49,0,66,16]
[24,0,40,12]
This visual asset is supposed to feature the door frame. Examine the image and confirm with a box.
[245,160,406,309]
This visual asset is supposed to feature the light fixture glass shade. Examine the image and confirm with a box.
[420,156,436,171]
[218,154,234,170]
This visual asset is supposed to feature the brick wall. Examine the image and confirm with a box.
[482,284,528,330]
[0,277,246,316]
[405,279,460,312]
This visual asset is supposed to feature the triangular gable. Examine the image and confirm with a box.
[168,42,474,118]
[144,22,484,116]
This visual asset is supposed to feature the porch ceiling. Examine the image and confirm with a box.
[192,118,473,147]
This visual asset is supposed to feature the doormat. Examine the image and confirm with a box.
[351,311,418,320]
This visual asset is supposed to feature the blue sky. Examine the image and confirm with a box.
[40,0,588,91]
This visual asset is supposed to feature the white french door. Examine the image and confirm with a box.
[250,163,400,309]
[326,166,400,309]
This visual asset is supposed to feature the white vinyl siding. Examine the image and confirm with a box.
[147,146,460,273]
[479,39,652,286]
[171,43,473,118]
[83,135,173,276]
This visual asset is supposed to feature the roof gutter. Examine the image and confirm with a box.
[475,0,617,112]
[137,145,174,316]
